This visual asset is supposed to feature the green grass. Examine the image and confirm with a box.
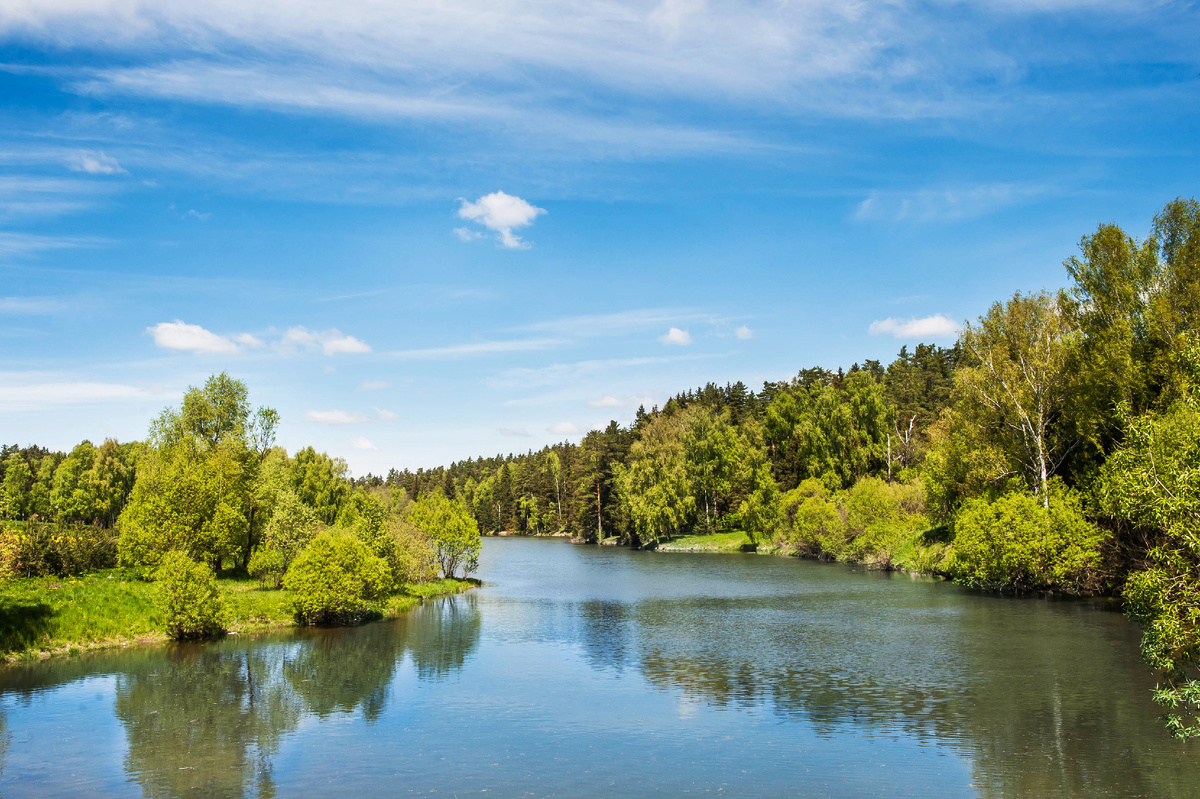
[0,570,475,662]
[655,530,753,552]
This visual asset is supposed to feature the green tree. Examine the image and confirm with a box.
[1,454,32,521]
[51,441,97,522]
[954,291,1078,507]
[408,492,481,579]
[289,447,350,525]
[615,412,694,546]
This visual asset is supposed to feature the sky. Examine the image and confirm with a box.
[0,0,1197,475]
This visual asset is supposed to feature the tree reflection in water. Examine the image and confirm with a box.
[116,644,303,799]
[403,593,481,682]
[113,596,481,798]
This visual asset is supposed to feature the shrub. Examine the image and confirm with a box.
[283,530,391,626]
[247,547,287,589]
[0,529,18,579]
[6,521,118,577]
[156,550,227,640]
[946,486,1106,592]
[391,519,439,584]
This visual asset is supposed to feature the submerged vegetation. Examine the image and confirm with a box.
[2,198,1199,735]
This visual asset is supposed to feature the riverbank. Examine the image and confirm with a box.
[0,569,475,663]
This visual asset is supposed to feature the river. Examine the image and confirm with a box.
[0,538,1195,797]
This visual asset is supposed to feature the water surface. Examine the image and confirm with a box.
[1,538,1195,797]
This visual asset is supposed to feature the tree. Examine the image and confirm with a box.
[681,406,739,533]
[615,412,694,546]
[1,454,32,520]
[408,493,481,579]
[955,291,1078,507]
[156,550,228,640]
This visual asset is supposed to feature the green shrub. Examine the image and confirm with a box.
[156,550,227,640]
[283,530,391,626]
[247,547,287,589]
[777,490,844,558]
[947,486,1106,592]
[5,521,118,577]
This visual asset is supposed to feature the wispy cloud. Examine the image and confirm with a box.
[357,380,388,391]
[548,421,580,435]
[456,191,545,249]
[489,354,717,390]
[66,149,125,175]
[498,427,530,437]
[349,436,378,450]
[305,409,369,425]
[0,380,160,411]
[853,182,1050,223]
[0,296,69,314]
[518,308,702,338]
[0,232,105,257]
[588,395,624,408]
[868,314,960,340]
[385,337,560,361]
[275,326,371,355]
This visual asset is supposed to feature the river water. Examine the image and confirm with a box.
[0,538,1195,797]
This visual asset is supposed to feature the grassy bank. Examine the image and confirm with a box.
[653,531,753,552]
[0,570,475,663]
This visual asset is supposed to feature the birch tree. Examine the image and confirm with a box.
[957,291,1078,507]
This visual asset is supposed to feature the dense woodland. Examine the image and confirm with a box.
[2,198,1200,735]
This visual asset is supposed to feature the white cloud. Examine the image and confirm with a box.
[0,380,159,411]
[457,191,545,249]
[66,149,125,175]
[498,427,530,437]
[186,209,211,221]
[868,314,960,340]
[349,436,378,450]
[853,183,1050,223]
[659,327,694,346]
[453,227,484,242]
[305,409,369,424]
[385,337,559,361]
[588,395,624,408]
[147,320,239,354]
[357,380,389,391]
[374,407,398,421]
[233,332,265,348]
[734,325,753,340]
[548,422,580,435]
[0,296,67,314]
[518,308,702,337]
[277,326,371,355]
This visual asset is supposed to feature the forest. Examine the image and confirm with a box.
[2,197,1199,736]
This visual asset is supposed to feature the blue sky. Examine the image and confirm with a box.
[0,0,1197,475]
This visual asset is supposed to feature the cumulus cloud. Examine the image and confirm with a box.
[66,150,126,175]
[350,436,378,450]
[147,320,239,354]
[374,407,398,421]
[305,409,369,424]
[868,314,960,339]
[276,326,371,355]
[499,427,531,437]
[357,380,389,391]
[457,191,545,249]
[734,325,753,340]
[548,421,580,435]
[588,395,623,408]
[659,327,694,346]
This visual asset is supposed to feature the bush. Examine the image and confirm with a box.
[5,521,118,577]
[156,550,227,640]
[777,477,928,564]
[946,486,1106,592]
[283,530,391,626]
[247,547,287,589]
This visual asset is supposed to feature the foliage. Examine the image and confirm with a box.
[947,486,1105,593]
[408,493,481,579]
[155,550,228,640]
[261,489,319,563]
[248,547,288,589]
[283,530,390,625]
[615,412,694,546]
[2,521,118,577]
[1100,363,1200,737]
